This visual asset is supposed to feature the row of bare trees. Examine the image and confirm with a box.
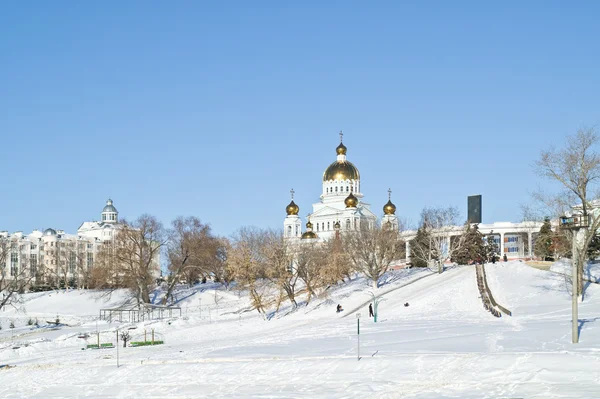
[226,225,406,317]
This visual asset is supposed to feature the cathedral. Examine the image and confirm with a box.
[284,133,399,242]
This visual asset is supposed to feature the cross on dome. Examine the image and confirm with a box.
[339,130,343,143]
[388,188,392,200]
[290,188,295,200]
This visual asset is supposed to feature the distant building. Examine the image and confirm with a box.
[0,199,160,287]
[283,133,399,243]
[401,221,544,261]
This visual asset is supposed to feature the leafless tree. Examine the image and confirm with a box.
[259,230,298,309]
[320,236,353,286]
[343,223,405,289]
[0,236,34,310]
[534,127,600,298]
[227,227,271,317]
[163,216,216,304]
[294,242,327,303]
[410,206,467,273]
[107,215,166,305]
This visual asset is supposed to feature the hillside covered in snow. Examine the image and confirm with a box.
[0,261,598,398]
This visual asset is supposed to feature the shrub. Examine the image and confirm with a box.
[130,340,164,346]
[27,318,34,326]
[9,321,15,329]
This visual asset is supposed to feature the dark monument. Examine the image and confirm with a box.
[468,195,482,224]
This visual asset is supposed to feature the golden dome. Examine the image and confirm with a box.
[383,200,396,215]
[345,192,358,208]
[301,231,318,239]
[334,220,341,230]
[286,200,299,216]
[301,219,317,239]
[336,142,347,155]
[323,161,360,181]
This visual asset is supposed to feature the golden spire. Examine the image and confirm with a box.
[285,188,299,215]
[301,216,317,239]
[383,188,396,215]
[336,131,347,155]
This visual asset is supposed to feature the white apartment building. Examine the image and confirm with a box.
[0,199,160,287]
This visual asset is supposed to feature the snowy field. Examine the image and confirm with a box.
[0,261,598,398]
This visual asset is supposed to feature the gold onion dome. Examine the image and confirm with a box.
[336,142,347,155]
[383,200,396,215]
[301,220,317,239]
[286,200,299,215]
[345,192,358,208]
[301,231,318,239]
[323,161,360,181]
[334,221,341,229]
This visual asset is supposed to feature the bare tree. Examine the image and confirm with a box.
[343,224,405,289]
[294,242,327,303]
[320,236,353,286]
[227,227,271,317]
[0,236,34,310]
[260,230,298,309]
[534,127,600,298]
[410,207,467,273]
[110,215,166,305]
[163,216,216,304]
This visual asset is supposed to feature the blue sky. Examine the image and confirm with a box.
[1,1,599,237]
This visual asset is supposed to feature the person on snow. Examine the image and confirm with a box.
[369,303,374,318]
[336,304,343,313]
[503,254,508,262]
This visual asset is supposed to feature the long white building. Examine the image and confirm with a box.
[0,199,160,287]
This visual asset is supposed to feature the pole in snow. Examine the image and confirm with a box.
[356,313,361,361]
[116,329,119,368]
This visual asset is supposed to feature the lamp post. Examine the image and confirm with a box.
[368,292,387,323]
[356,313,361,361]
[559,213,589,344]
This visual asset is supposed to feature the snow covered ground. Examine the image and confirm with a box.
[0,262,598,398]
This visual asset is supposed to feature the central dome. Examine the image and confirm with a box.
[323,161,360,181]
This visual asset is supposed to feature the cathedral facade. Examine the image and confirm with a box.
[284,134,399,242]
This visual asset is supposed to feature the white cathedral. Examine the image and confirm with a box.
[284,133,399,242]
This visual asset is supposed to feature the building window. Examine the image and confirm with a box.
[322,223,325,231]
[31,244,37,250]
[335,187,338,192]
[346,219,351,230]
[30,254,37,276]
[10,252,18,276]
[316,223,319,232]
[346,186,349,192]
[87,252,94,269]
[87,243,93,249]
[327,222,330,230]
[287,226,292,236]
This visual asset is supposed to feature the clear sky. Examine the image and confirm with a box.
[1,1,599,237]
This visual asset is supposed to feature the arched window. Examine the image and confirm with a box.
[322,222,325,231]
[327,222,330,230]
[287,226,292,236]
[102,215,106,221]
[346,219,351,230]
[316,223,319,232]
[335,186,338,192]
[346,186,349,192]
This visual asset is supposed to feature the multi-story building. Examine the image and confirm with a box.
[0,199,160,287]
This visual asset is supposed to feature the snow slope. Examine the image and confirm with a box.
[0,263,598,398]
